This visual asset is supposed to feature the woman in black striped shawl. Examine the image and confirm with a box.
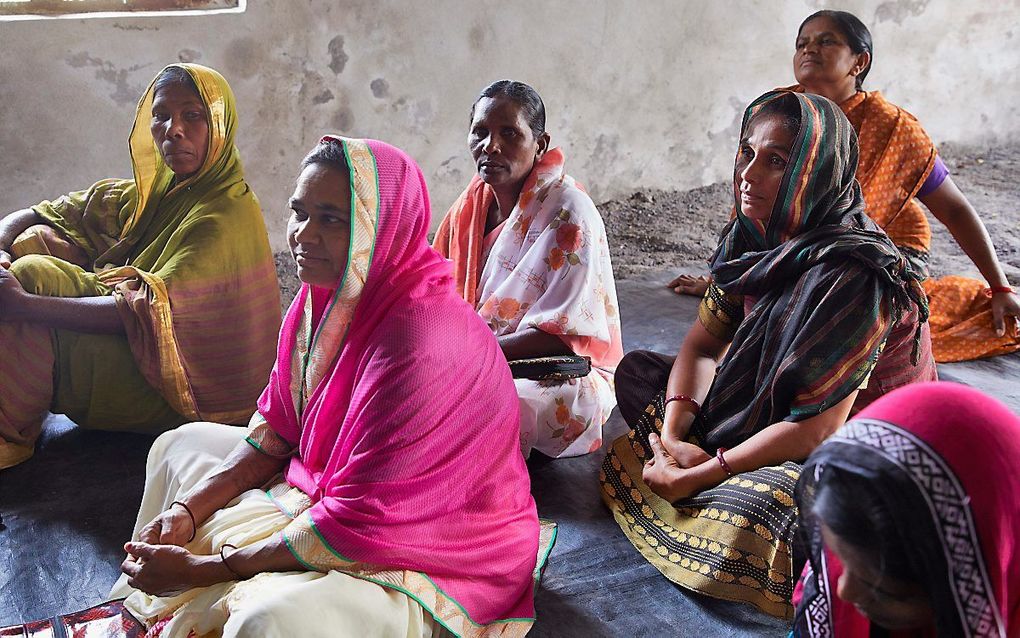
[600,90,935,618]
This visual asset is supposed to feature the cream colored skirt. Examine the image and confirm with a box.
[109,422,437,638]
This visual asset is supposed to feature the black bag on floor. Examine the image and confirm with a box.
[507,355,591,381]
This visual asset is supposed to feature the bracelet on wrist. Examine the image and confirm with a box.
[664,394,700,414]
[171,500,197,543]
[716,447,735,477]
[219,543,247,580]
[985,285,1014,296]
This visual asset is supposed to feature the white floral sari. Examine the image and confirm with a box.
[436,149,623,458]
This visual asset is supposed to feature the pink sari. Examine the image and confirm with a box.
[793,382,1020,637]
[254,137,543,631]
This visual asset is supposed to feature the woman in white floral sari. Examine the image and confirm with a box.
[433,80,622,458]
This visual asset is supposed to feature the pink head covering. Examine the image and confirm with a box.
[257,137,540,624]
[793,382,1019,637]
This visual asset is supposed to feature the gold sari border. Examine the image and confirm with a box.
[534,519,557,585]
[280,497,540,637]
[281,510,357,571]
[601,433,795,619]
[244,416,295,459]
[264,484,311,520]
[0,440,34,470]
[297,138,380,410]
[99,265,199,419]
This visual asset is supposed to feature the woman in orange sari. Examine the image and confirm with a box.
[670,10,1020,363]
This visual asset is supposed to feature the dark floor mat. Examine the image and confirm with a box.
[2,271,1016,636]
[0,416,153,624]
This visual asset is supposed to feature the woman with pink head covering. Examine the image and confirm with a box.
[109,136,549,637]
[793,382,1019,637]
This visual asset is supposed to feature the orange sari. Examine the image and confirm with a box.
[835,89,1018,362]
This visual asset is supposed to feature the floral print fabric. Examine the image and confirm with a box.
[473,149,623,458]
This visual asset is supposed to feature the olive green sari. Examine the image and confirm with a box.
[0,64,281,469]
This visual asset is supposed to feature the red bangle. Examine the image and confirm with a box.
[985,286,1015,296]
[664,394,700,413]
[716,447,735,477]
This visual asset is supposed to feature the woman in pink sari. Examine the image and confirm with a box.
[109,136,549,637]
[793,382,1019,637]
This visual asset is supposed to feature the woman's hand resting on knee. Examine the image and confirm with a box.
[121,541,233,597]
[138,502,196,547]
[659,429,712,468]
[643,433,707,502]
[120,502,221,596]
[120,438,304,597]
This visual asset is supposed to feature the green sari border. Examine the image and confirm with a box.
[279,524,537,637]
[307,515,357,563]
[243,436,265,454]
[280,530,318,572]
[299,137,381,406]
[348,571,536,637]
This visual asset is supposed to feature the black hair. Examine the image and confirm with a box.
[470,80,546,138]
[811,466,965,637]
[300,138,350,174]
[798,10,873,89]
[749,92,801,137]
[152,65,201,98]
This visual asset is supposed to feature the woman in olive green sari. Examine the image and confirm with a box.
[0,64,281,469]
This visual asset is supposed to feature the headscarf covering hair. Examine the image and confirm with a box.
[793,382,1019,637]
[697,90,928,448]
[255,136,542,629]
[30,63,280,423]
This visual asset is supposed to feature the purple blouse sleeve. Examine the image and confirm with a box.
[917,155,949,198]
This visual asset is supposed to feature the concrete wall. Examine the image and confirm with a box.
[2,1,1018,249]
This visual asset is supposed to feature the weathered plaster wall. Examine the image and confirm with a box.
[2,1,1018,248]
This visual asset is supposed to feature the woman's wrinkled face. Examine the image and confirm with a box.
[287,163,352,288]
[794,17,867,90]
[150,83,210,179]
[734,113,795,222]
[468,96,546,193]
[822,523,935,631]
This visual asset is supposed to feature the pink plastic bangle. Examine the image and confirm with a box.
[664,394,700,413]
[716,447,735,477]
